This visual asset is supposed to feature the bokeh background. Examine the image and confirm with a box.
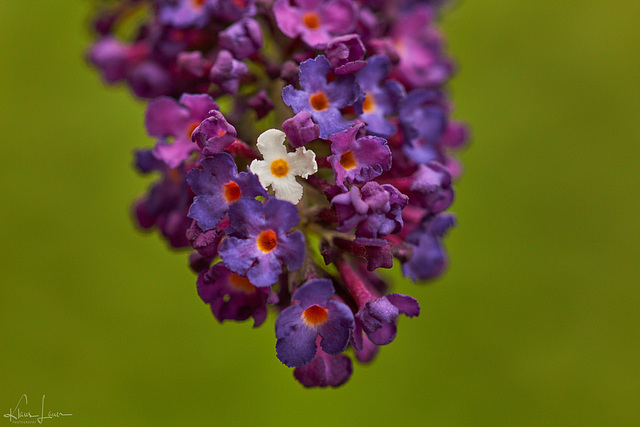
[1,1,639,425]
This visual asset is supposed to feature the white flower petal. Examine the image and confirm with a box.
[271,175,304,204]
[287,147,318,178]
[256,129,287,161]
[249,159,274,188]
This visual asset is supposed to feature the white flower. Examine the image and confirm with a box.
[250,129,318,204]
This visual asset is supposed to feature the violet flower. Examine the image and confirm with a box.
[275,279,355,367]
[282,55,363,139]
[219,198,305,287]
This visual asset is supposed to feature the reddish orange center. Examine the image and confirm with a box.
[339,150,357,170]
[363,92,376,113]
[309,91,329,111]
[232,0,247,8]
[257,230,277,253]
[223,181,241,202]
[229,274,256,294]
[303,305,328,326]
[186,121,200,139]
[270,159,289,178]
[191,0,207,7]
[302,12,321,30]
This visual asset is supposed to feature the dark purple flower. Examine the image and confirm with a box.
[219,198,305,287]
[402,213,455,281]
[273,0,357,48]
[191,110,237,156]
[219,18,263,60]
[275,279,355,367]
[187,152,266,231]
[186,219,227,260]
[133,150,193,248]
[409,162,453,213]
[177,51,210,78]
[356,55,406,137]
[127,61,174,99]
[331,182,408,245]
[293,337,353,387]
[353,331,378,363]
[209,50,248,94]
[282,55,363,139]
[197,263,270,327]
[327,123,392,190]
[158,0,215,28]
[325,34,366,75]
[145,93,219,168]
[247,90,274,120]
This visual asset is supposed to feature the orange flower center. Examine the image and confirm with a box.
[363,92,376,113]
[302,12,321,30]
[186,121,200,139]
[309,91,329,111]
[257,230,277,253]
[339,150,357,170]
[229,274,256,294]
[270,159,289,177]
[232,0,247,7]
[223,181,241,202]
[191,0,207,8]
[303,304,328,326]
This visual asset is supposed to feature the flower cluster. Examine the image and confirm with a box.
[88,0,468,388]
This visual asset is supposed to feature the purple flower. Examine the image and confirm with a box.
[209,50,248,94]
[402,213,455,281]
[127,61,174,99]
[88,36,131,83]
[133,150,193,248]
[219,18,263,60]
[327,123,392,190]
[293,338,353,387]
[219,198,305,287]
[273,0,357,48]
[186,219,227,260]
[158,0,215,28]
[191,110,237,156]
[197,263,270,327]
[187,152,267,231]
[275,279,355,367]
[247,90,274,120]
[331,182,408,245]
[145,94,219,168]
[282,55,363,139]
[408,162,453,214]
[355,293,420,345]
[390,6,453,88]
[325,34,366,75]
[211,0,256,21]
[336,260,419,346]
[282,111,320,148]
[356,55,406,137]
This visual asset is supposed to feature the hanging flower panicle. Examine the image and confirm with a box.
[87,0,469,388]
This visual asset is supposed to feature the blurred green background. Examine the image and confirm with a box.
[1,1,639,425]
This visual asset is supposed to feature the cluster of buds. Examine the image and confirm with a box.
[88,0,468,387]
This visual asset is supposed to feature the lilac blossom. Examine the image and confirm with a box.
[275,279,354,367]
[282,111,320,148]
[218,18,263,60]
[331,182,408,245]
[209,50,248,94]
[282,55,363,139]
[191,110,237,156]
[402,213,455,281]
[145,93,219,168]
[273,0,357,48]
[219,198,305,287]
[325,34,367,75]
[327,123,392,190]
[187,152,267,231]
[294,338,353,387]
[356,55,406,137]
